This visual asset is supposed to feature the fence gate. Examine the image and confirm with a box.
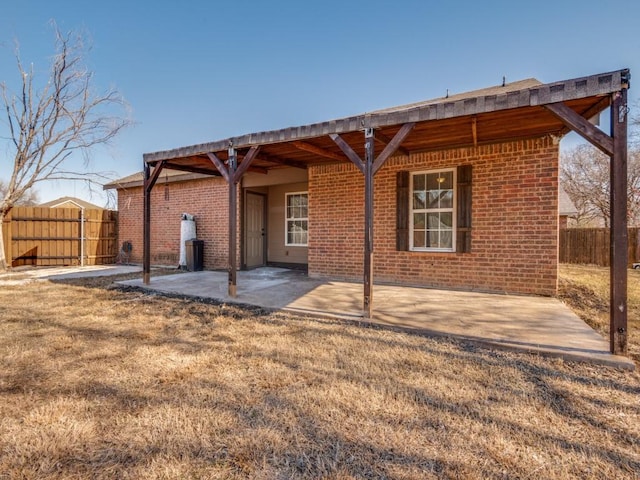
[1,207,117,267]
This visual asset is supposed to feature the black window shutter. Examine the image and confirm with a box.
[456,165,472,253]
[396,170,410,251]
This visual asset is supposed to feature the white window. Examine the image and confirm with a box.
[285,192,308,246]
[410,169,456,252]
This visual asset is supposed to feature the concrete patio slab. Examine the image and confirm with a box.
[119,268,634,370]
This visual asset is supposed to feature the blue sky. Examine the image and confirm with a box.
[1,0,639,206]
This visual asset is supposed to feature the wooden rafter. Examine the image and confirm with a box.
[206,152,230,182]
[471,117,478,148]
[329,134,364,173]
[234,146,261,180]
[372,122,415,174]
[291,141,345,162]
[145,161,166,193]
[257,152,308,170]
[163,163,224,178]
[374,131,410,156]
[544,102,613,155]
[557,96,611,136]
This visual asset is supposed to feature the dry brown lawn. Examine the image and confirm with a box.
[559,264,640,363]
[0,269,638,479]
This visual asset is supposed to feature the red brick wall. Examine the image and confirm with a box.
[116,177,237,269]
[308,136,559,296]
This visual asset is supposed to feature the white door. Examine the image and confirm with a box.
[245,192,265,268]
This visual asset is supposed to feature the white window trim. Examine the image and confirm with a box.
[285,191,309,247]
[409,168,456,252]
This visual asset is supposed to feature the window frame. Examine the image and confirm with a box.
[409,168,457,252]
[285,191,309,247]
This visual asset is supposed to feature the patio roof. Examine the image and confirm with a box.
[142,69,629,175]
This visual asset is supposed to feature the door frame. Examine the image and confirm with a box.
[242,190,267,269]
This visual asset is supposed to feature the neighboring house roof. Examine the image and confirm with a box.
[559,187,578,216]
[38,196,103,209]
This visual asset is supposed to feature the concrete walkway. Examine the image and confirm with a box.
[119,267,635,370]
[0,264,141,285]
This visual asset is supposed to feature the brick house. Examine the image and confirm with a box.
[105,69,629,307]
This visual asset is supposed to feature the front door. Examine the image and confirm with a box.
[245,192,266,268]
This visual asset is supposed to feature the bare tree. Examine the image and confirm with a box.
[560,143,640,227]
[0,180,38,206]
[0,24,129,269]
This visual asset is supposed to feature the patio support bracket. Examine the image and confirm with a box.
[207,146,261,297]
[143,160,166,285]
[545,95,629,356]
[330,122,415,319]
[544,102,613,156]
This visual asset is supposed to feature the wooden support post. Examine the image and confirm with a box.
[209,146,260,298]
[142,161,165,285]
[228,146,238,297]
[143,162,151,285]
[331,123,414,319]
[610,88,628,355]
[364,128,375,318]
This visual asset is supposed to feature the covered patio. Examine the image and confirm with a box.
[120,267,634,369]
[140,68,631,357]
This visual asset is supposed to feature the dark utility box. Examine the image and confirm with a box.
[185,239,204,271]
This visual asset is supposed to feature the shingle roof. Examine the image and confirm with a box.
[559,187,578,216]
[143,69,628,165]
[38,196,103,209]
[369,78,542,115]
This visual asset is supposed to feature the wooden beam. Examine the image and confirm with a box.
[372,122,415,174]
[329,134,364,173]
[544,102,613,156]
[471,116,478,148]
[558,96,611,136]
[363,128,375,319]
[258,152,308,170]
[374,131,410,156]
[163,163,224,177]
[145,161,166,194]
[206,152,230,182]
[291,140,345,162]
[228,147,237,298]
[610,89,628,355]
[233,146,261,182]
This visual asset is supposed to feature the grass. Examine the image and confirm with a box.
[0,269,638,479]
[558,264,640,363]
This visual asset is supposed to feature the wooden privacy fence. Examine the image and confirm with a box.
[1,207,118,267]
[559,228,640,266]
